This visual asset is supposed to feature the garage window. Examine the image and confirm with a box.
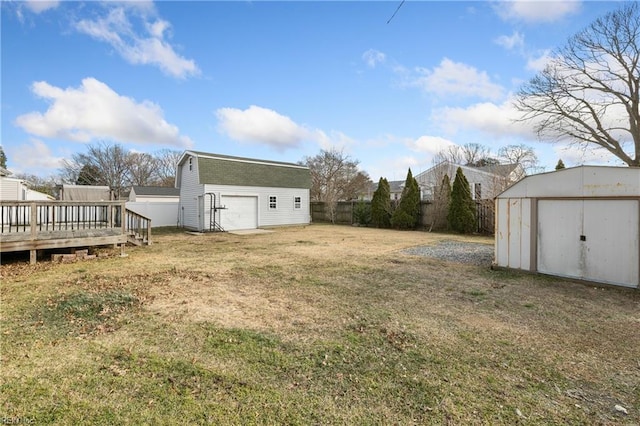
[269,196,277,209]
[294,196,301,209]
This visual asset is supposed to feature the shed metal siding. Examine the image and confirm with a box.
[495,166,640,288]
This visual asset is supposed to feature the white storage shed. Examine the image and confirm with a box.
[495,166,639,289]
[176,151,311,232]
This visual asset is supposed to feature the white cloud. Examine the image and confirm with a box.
[526,49,552,71]
[409,135,458,156]
[216,105,312,150]
[9,139,64,173]
[23,0,59,14]
[495,31,524,51]
[15,78,193,148]
[431,98,534,139]
[75,6,199,79]
[406,58,505,101]
[362,49,386,68]
[494,1,581,23]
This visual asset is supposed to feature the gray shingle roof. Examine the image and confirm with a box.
[185,151,311,189]
[132,186,180,197]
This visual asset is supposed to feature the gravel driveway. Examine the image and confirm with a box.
[402,240,494,266]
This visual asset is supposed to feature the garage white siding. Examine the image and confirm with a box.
[202,184,310,231]
[176,151,311,233]
[495,166,640,289]
[177,156,204,230]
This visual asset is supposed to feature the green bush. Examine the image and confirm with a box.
[353,198,371,226]
[391,169,421,230]
[371,177,392,228]
[447,167,476,233]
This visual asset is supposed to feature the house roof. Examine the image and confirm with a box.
[475,163,519,176]
[178,150,311,189]
[370,180,405,193]
[131,186,180,197]
[415,161,520,182]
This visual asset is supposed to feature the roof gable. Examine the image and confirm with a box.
[179,151,311,189]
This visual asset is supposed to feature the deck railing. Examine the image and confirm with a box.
[125,208,152,245]
[1,201,123,234]
[0,201,151,252]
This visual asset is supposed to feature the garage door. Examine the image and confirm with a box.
[537,199,639,287]
[220,196,258,231]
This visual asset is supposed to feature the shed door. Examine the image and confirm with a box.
[537,199,639,288]
[220,196,258,231]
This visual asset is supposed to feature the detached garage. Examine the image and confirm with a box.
[495,166,639,289]
[176,151,311,232]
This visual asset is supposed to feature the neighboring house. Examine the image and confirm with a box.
[176,151,311,232]
[362,180,406,201]
[129,186,180,203]
[0,168,53,201]
[126,186,180,227]
[495,166,639,289]
[415,161,524,201]
[58,184,113,201]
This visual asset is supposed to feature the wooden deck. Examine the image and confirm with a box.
[1,201,151,263]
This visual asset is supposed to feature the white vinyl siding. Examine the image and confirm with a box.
[201,184,310,229]
[0,178,22,201]
[178,156,204,230]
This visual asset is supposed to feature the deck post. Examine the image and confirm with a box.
[29,202,38,264]
[30,202,37,239]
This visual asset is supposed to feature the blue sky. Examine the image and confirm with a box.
[1,0,628,182]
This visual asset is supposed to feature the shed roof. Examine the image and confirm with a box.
[178,151,311,189]
[131,186,180,197]
[497,166,640,198]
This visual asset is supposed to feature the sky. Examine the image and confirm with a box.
[1,0,630,182]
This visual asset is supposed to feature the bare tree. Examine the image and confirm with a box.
[129,152,158,186]
[434,143,496,166]
[515,3,640,167]
[498,144,541,174]
[433,145,465,165]
[13,173,57,197]
[154,149,181,187]
[301,148,371,223]
[61,141,132,197]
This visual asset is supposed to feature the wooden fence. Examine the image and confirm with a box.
[310,200,495,234]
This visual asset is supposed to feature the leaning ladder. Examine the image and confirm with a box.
[205,193,226,232]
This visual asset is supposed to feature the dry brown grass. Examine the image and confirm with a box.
[1,224,638,425]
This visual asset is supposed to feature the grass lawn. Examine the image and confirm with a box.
[1,224,638,425]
